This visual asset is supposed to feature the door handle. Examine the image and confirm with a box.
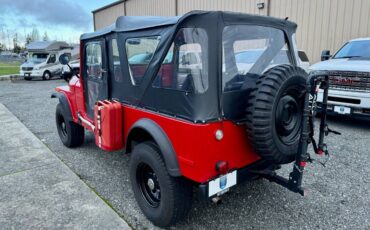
[101,69,107,73]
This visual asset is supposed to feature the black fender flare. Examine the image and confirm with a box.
[127,118,181,177]
[51,92,73,121]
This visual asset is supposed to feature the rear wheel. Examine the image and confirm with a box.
[245,65,307,164]
[129,142,193,227]
[42,71,51,80]
[56,103,84,147]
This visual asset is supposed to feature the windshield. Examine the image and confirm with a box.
[222,25,291,91]
[334,40,370,59]
[29,53,48,64]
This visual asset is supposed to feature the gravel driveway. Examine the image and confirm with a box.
[0,78,369,230]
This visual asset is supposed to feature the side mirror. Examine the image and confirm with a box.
[321,50,331,61]
[59,53,70,65]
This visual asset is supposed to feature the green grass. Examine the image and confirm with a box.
[0,62,21,76]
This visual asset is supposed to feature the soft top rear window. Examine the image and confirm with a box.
[222,25,290,92]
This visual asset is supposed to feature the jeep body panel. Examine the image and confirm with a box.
[55,11,298,184]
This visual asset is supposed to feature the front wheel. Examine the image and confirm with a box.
[55,103,84,147]
[129,142,193,228]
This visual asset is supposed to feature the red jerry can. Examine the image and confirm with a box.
[94,100,123,151]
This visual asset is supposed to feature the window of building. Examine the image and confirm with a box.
[152,28,208,94]
[86,42,102,78]
[125,36,161,86]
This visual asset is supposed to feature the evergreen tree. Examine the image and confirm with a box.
[42,31,49,41]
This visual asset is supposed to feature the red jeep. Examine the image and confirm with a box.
[53,11,333,227]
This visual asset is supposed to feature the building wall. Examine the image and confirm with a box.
[125,0,175,16]
[176,0,268,15]
[93,0,370,63]
[270,0,370,63]
[94,1,125,30]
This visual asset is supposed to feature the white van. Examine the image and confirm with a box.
[20,41,79,80]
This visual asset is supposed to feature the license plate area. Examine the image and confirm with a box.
[334,105,351,114]
[208,171,237,197]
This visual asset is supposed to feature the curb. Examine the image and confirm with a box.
[0,74,21,81]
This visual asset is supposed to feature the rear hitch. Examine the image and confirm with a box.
[254,71,333,196]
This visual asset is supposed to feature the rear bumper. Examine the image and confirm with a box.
[196,160,275,200]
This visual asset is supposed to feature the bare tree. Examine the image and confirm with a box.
[13,32,21,53]
[31,28,40,42]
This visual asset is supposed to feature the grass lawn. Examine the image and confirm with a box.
[0,62,21,76]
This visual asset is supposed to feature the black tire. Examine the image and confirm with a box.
[129,142,193,227]
[42,71,52,80]
[55,103,84,147]
[245,64,307,164]
[24,76,32,80]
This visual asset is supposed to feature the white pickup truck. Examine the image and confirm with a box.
[310,38,370,119]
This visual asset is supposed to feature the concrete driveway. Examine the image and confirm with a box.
[0,103,130,229]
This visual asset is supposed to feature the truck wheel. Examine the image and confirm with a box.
[42,71,51,80]
[129,142,193,227]
[55,103,84,147]
[245,64,307,164]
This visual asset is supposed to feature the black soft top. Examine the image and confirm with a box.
[81,11,297,40]
[81,11,298,123]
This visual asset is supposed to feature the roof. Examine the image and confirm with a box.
[81,11,297,40]
[349,37,370,42]
[92,0,125,13]
[26,41,70,52]
[81,15,181,40]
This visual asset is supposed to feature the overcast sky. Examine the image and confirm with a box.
[0,0,117,47]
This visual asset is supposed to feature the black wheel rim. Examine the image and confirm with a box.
[57,114,67,137]
[275,87,303,145]
[136,163,161,208]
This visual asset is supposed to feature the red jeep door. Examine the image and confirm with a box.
[83,40,108,118]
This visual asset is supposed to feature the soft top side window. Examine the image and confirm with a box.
[125,36,161,86]
[152,28,209,94]
[85,42,103,79]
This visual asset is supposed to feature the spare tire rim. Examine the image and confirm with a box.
[137,163,161,208]
[275,91,302,145]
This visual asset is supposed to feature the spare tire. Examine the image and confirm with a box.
[245,64,308,164]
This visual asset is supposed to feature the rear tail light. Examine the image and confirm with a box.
[216,161,229,175]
